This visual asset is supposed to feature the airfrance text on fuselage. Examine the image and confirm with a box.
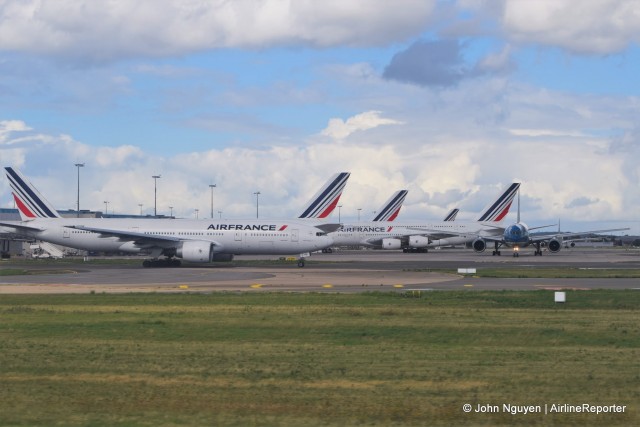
[207,224,284,231]
[341,226,389,233]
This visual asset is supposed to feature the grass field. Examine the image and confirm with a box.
[0,291,638,426]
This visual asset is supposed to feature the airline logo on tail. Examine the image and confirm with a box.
[443,208,459,222]
[476,182,520,222]
[373,190,408,222]
[298,172,350,219]
[5,167,61,220]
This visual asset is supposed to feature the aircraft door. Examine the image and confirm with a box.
[291,229,299,242]
[63,229,70,239]
[235,232,242,242]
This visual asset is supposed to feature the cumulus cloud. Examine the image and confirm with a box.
[321,111,404,140]
[0,0,436,62]
[501,0,640,54]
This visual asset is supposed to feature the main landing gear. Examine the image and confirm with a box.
[297,252,311,268]
[492,241,501,256]
[142,258,182,268]
[533,243,543,256]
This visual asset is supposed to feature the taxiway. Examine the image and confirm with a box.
[0,248,639,293]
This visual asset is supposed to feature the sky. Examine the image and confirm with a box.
[0,0,639,233]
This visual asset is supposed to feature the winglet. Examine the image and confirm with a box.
[298,172,350,219]
[4,167,61,220]
[476,182,520,222]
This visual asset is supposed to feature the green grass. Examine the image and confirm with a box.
[0,291,638,426]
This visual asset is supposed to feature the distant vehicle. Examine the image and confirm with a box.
[1,167,337,267]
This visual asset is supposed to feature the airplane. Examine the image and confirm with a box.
[372,190,408,222]
[471,222,629,257]
[297,172,350,219]
[1,167,337,267]
[329,183,521,252]
[436,193,630,257]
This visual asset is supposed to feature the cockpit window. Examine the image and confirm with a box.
[508,225,521,236]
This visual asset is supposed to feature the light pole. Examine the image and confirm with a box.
[209,184,216,219]
[169,206,173,218]
[103,200,109,215]
[357,208,362,221]
[253,191,261,219]
[152,175,161,217]
[218,210,222,219]
[195,208,199,219]
[138,204,143,216]
[337,205,342,223]
[74,163,84,218]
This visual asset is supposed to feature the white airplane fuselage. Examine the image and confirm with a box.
[330,221,504,249]
[5,217,332,256]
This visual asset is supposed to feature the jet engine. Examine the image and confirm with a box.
[408,235,430,248]
[382,238,402,250]
[547,239,561,253]
[177,241,214,263]
[472,238,486,253]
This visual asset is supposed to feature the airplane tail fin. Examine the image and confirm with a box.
[298,172,350,219]
[443,208,459,222]
[4,167,61,221]
[372,190,408,222]
[476,182,520,222]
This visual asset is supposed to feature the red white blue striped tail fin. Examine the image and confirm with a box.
[4,167,61,220]
[443,208,459,222]
[372,190,408,222]
[298,172,350,219]
[476,182,520,222]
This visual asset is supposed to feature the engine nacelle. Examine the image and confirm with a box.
[118,241,143,253]
[177,241,214,263]
[548,238,561,253]
[472,238,486,253]
[408,235,430,248]
[382,238,402,250]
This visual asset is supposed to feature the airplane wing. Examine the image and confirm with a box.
[64,225,222,251]
[314,223,343,234]
[404,226,504,240]
[529,228,630,243]
[66,225,182,243]
[0,221,45,232]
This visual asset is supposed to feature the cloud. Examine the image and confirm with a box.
[0,0,436,62]
[566,196,600,209]
[321,111,404,140]
[501,0,640,54]
[0,108,638,232]
[0,120,32,144]
[382,39,513,87]
[383,39,468,87]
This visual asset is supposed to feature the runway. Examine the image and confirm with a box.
[0,248,639,293]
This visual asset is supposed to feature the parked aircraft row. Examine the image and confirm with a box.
[1,167,629,266]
